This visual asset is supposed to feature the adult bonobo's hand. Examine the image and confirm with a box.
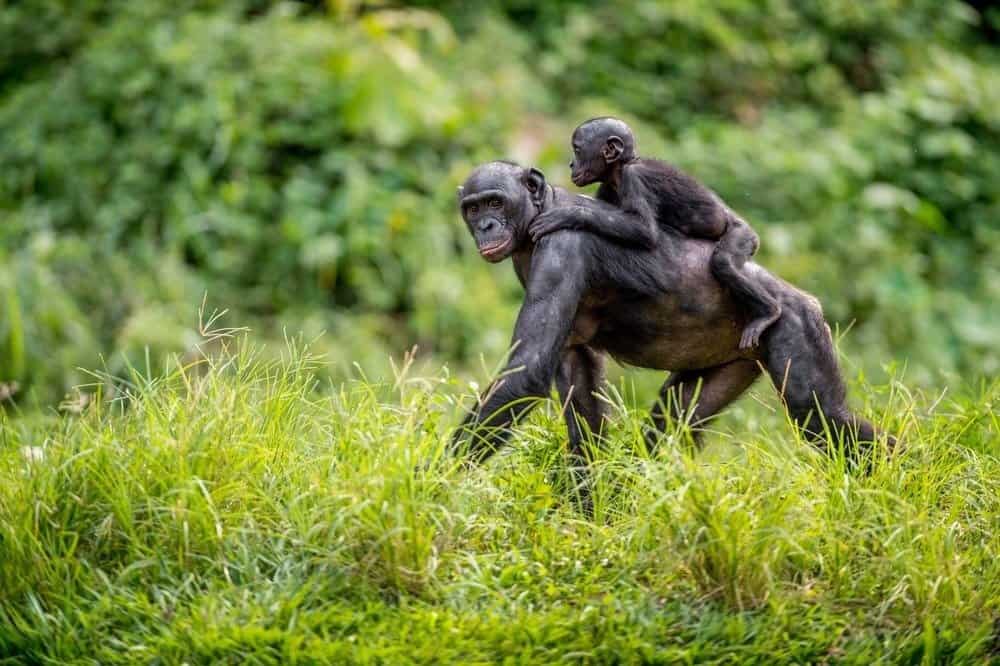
[529,206,586,242]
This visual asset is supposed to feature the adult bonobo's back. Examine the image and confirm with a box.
[453,160,895,473]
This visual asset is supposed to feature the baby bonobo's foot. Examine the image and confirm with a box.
[739,310,781,349]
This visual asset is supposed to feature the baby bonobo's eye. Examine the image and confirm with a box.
[468,204,479,215]
[489,198,502,210]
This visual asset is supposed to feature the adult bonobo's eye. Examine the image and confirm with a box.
[488,198,502,210]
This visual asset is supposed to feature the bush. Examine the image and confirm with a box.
[1,1,997,404]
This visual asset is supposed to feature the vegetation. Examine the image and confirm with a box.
[1,1,999,661]
[1,336,998,662]
[1,1,998,405]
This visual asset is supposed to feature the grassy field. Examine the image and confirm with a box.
[1,332,998,664]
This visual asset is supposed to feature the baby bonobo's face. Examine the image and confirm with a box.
[569,125,610,187]
[570,117,635,187]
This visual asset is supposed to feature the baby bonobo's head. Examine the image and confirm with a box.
[570,117,637,187]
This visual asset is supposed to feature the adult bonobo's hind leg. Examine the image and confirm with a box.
[646,359,761,454]
[761,299,896,461]
[555,345,608,515]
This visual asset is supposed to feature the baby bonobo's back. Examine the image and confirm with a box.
[618,158,729,240]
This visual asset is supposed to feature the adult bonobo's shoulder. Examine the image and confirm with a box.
[457,160,670,298]
[532,228,589,270]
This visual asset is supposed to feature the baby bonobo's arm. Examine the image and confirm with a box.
[528,177,659,249]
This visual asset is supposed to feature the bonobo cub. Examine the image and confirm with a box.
[530,117,781,350]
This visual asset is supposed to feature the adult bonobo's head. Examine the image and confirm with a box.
[457,161,547,263]
[570,117,637,187]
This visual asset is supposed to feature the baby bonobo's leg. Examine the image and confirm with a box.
[710,216,782,349]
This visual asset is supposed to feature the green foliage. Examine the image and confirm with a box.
[2,4,496,302]
[657,51,1000,384]
[0,3,536,402]
[471,0,978,126]
[2,5,997,659]
[461,0,1000,383]
[0,341,997,661]
[0,1,998,404]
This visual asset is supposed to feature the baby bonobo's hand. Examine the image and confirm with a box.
[529,207,581,242]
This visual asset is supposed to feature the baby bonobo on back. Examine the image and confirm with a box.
[530,117,781,349]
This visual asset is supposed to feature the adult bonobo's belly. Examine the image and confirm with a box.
[590,294,746,370]
[582,241,751,371]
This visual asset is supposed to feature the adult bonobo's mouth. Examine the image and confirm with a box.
[478,238,512,262]
[571,170,591,187]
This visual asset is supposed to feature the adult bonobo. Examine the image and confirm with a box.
[453,160,894,472]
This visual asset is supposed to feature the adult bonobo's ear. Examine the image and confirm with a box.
[456,185,465,206]
[603,136,625,163]
[523,167,546,208]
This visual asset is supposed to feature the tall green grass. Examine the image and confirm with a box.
[0,331,997,663]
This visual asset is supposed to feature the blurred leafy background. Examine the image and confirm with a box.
[1,0,998,407]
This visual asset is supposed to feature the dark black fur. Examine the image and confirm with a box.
[530,117,782,350]
[454,161,895,499]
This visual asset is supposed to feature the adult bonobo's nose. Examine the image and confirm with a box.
[569,161,575,169]
[477,218,499,234]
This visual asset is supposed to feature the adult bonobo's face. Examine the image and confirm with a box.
[570,117,635,187]
[457,161,546,263]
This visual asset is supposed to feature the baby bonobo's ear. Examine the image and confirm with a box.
[603,136,625,163]
[456,185,465,206]
[523,167,546,207]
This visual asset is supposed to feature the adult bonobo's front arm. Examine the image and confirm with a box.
[453,233,588,463]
